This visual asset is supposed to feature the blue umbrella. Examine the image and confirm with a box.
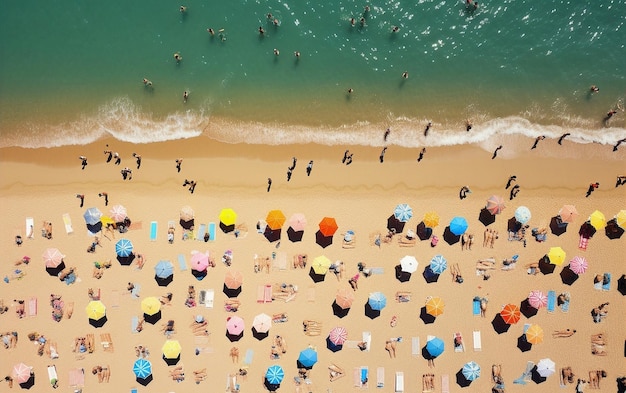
[133,358,152,379]
[449,217,468,236]
[297,348,318,368]
[115,238,133,257]
[394,204,413,223]
[515,206,532,224]
[462,361,481,381]
[265,365,285,384]
[425,337,445,357]
[368,292,387,311]
[429,255,447,274]
[154,260,174,278]
[83,207,102,225]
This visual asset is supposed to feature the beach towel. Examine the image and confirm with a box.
[376,367,385,388]
[131,316,139,333]
[394,371,404,392]
[150,221,157,241]
[25,217,34,239]
[257,285,272,303]
[62,213,73,234]
[454,332,465,352]
[412,337,420,357]
[361,367,369,388]
[363,332,372,352]
[472,297,481,316]
[370,267,385,275]
[560,295,570,313]
[441,374,450,393]
[602,273,611,291]
[593,277,603,291]
[547,290,556,313]
[177,254,188,271]
[195,224,206,241]
[473,330,482,351]
[205,289,214,308]
[68,368,85,387]
[48,365,58,387]
[578,235,588,251]
[208,222,216,241]
[243,349,254,365]
[513,361,535,385]
[130,284,141,299]
[28,297,37,317]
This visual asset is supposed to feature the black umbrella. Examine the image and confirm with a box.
[478,207,496,226]
[143,310,162,325]
[252,327,269,341]
[538,255,556,275]
[579,221,596,238]
[605,218,624,239]
[364,303,381,319]
[155,274,174,287]
[19,374,35,390]
[416,222,433,240]
[517,334,533,352]
[332,301,350,318]
[179,218,194,230]
[491,314,511,334]
[191,269,207,280]
[507,217,522,233]
[419,306,436,324]
[549,216,568,236]
[309,266,326,283]
[422,265,439,283]
[88,315,108,328]
[287,227,304,242]
[117,253,136,266]
[618,274,626,296]
[223,283,242,298]
[520,298,538,318]
[315,230,333,248]
[220,222,235,233]
[455,369,472,388]
[162,354,181,366]
[264,226,281,243]
[530,366,547,384]
[395,265,411,283]
[387,215,405,234]
[443,226,460,245]
[46,261,66,276]
[137,374,153,386]
[560,266,579,286]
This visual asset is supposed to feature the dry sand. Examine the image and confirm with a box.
[0,137,624,393]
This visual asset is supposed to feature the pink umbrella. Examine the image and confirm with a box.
[486,195,506,215]
[42,248,64,267]
[12,363,31,384]
[288,213,307,232]
[558,205,578,223]
[568,256,588,275]
[226,316,245,335]
[528,290,548,309]
[190,252,209,271]
[110,204,128,222]
[328,326,348,345]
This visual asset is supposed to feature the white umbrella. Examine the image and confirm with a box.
[536,358,555,378]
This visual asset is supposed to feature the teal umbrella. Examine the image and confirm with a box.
[394,204,413,223]
[265,365,284,384]
[429,255,447,274]
[115,238,133,257]
[367,292,387,311]
[133,359,152,379]
[297,348,318,369]
[462,361,481,381]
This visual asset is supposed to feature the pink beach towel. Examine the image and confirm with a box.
[578,235,588,251]
[68,368,85,387]
[28,297,37,317]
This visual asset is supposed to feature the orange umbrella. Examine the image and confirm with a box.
[425,296,445,317]
[266,210,286,230]
[500,304,521,324]
[334,288,355,309]
[224,270,243,289]
[423,211,440,228]
[525,324,544,344]
[318,217,338,237]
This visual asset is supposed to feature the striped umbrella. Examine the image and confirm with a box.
[527,290,547,309]
[42,248,64,267]
[115,238,133,257]
[110,204,127,222]
[429,255,447,274]
[569,256,588,275]
[328,326,348,345]
[367,292,387,311]
[486,195,506,215]
[12,363,32,384]
[462,361,481,381]
[394,204,413,222]
[133,358,152,379]
[265,365,285,385]
[500,304,521,324]
[515,206,531,224]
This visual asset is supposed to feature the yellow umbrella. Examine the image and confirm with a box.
[547,246,566,266]
[266,210,286,230]
[312,255,332,275]
[425,296,445,317]
[85,300,106,320]
[589,210,606,230]
[615,210,626,228]
[423,211,440,228]
[100,215,115,226]
[162,340,182,359]
[525,324,544,344]
[219,208,238,226]
[141,297,161,316]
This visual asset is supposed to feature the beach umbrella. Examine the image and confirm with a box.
[297,348,318,369]
[83,207,102,225]
[110,204,127,222]
[12,363,32,384]
[319,217,338,236]
[486,195,506,215]
[327,326,348,352]
[133,358,153,386]
[162,340,182,365]
[266,210,286,230]
[449,217,468,236]
[500,304,521,324]
[311,255,332,275]
[226,316,245,341]
[219,208,237,233]
[569,256,588,274]
[86,300,107,327]
[42,248,64,266]
[617,275,626,296]
[154,260,174,286]
[394,203,413,222]
[333,288,354,316]
[527,290,547,309]
[223,270,243,298]
[265,365,284,385]
[252,313,272,340]
[589,210,606,230]
[100,215,115,227]
[425,296,445,317]
[547,246,566,266]
[399,255,418,273]
[423,211,440,228]
[616,210,626,228]
[315,230,334,248]
[288,213,307,231]
[368,292,387,311]
[425,336,445,358]
[429,255,447,274]
[559,205,578,223]
[190,252,209,272]
[180,206,194,221]
[462,361,481,381]
[140,296,162,323]
[515,206,531,224]
[536,358,555,378]
[115,238,133,257]
[525,324,544,345]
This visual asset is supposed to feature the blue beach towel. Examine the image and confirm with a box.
[208,222,216,242]
[150,221,158,241]
[547,291,556,313]
[196,224,206,241]
[361,367,369,385]
[178,254,188,271]
[131,316,139,333]
[602,273,611,291]
[244,349,254,365]
[472,297,481,316]
[560,298,570,313]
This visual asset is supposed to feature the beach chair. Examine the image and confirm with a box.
[411,337,420,357]
[454,332,465,352]
[131,389,138,393]
[177,254,188,271]
[63,213,73,234]
[257,285,272,303]
[205,289,214,308]
[547,290,556,313]
[441,374,450,393]
[602,273,611,291]
[195,223,206,241]
[208,222,216,242]
[513,361,535,385]
[473,330,482,351]
[395,371,404,392]
[25,217,34,239]
[342,231,356,249]
[149,221,157,241]
[363,331,372,352]
[472,297,481,316]
[100,333,114,352]
[377,367,385,388]
[28,297,37,317]
[48,365,58,387]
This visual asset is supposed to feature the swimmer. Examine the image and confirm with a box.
[174,52,182,62]
[466,119,473,132]
[590,85,599,93]
[273,48,280,56]
[143,78,152,86]
[180,5,187,13]
[207,28,215,35]
[259,26,265,35]
[273,18,279,26]
[392,26,400,33]
[183,91,189,103]
[347,88,354,94]
[350,17,356,26]
[294,51,300,58]
[402,71,408,79]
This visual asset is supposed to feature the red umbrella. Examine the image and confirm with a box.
[528,290,547,309]
[319,217,338,237]
[568,256,588,275]
[12,363,31,384]
[486,195,506,215]
[328,326,348,345]
[500,304,521,324]
[288,213,307,232]
[224,270,243,289]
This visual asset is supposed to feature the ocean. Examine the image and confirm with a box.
[0,0,625,150]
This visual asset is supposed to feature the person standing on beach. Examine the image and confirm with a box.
[113,152,121,165]
[379,147,387,163]
[76,194,85,208]
[417,148,426,162]
[616,176,626,188]
[558,133,570,145]
[287,168,292,182]
[491,145,502,159]
[104,149,113,163]
[459,186,471,200]
[267,178,272,192]
[99,192,108,206]
[175,159,183,172]
[505,175,517,189]
[586,182,599,197]
[132,153,141,169]
[346,153,354,165]
[510,184,520,200]
[290,157,297,170]
[342,150,350,163]
[531,136,545,150]
[306,161,313,176]
[189,181,196,194]
[79,156,88,170]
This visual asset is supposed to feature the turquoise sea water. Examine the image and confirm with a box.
[0,0,625,149]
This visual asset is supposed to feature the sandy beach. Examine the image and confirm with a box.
[0,137,624,393]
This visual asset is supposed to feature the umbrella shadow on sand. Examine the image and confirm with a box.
[491,314,511,334]
[387,215,406,234]
[455,370,472,388]
[395,265,411,283]
[364,303,381,319]
[538,256,556,275]
[332,301,350,318]
[419,306,436,324]
[416,222,433,241]
[422,265,440,283]
[530,366,547,384]
[549,216,568,236]
[517,334,533,352]
[520,299,539,318]
[560,266,579,286]
[443,227,460,245]
[605,219,624,239]
[478,208,496,227]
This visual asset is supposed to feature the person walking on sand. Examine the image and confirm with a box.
[510,184,520,200]
[346,153,353,165]
[558,133,570,145]
[491,145,502,159]
[505,175,517,189]
[306,161,313,176]
[287,168,292,182]
[267,178,272,192]
[76,194,85,208]
[417,148,426,162]
[132,153,141,169]
[586,182,599,197]
[290,157,297,170]
[104,149,113,163]
[459,186,471,200]
[616,176,626,188]
[189,180,196,194]
[342,150,350,164]
[99,192,108,206]
[79,156,88,170]
[379,146,387,163]
[175,158,183,172]
[613,138,626,151]
[531,135,545,150]
[113,152,121,165]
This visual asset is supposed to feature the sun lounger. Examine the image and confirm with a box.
[205,289,214,308]
[195,224,206,241]
[593,277,603,290]
[100,333,114,352]
[26,217,34,239]
[363,331,372,352]
[85,334,95,353]
[377,367,385,388]
[472,297,481,316]
[257,285,272,303]
[48,365,58,387]
[473,330,482,351]
[602,273,611,291]
[395,371,404,392]
[28,297,37,317]
[272,252,288,271]
[547,290,556,313]
[342,231,356,249]
[208,222,216,241]
[578,235,588,250]
[62,213,73,234]
[441,374,450,393]
[362,367,369,388]
[454,332,465,352]
[150,221,157,241]
[131,316,139,333]
[412,337,420,357]
[243,349,254,365]
[68,368,85,387]
[177,254,188,271]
